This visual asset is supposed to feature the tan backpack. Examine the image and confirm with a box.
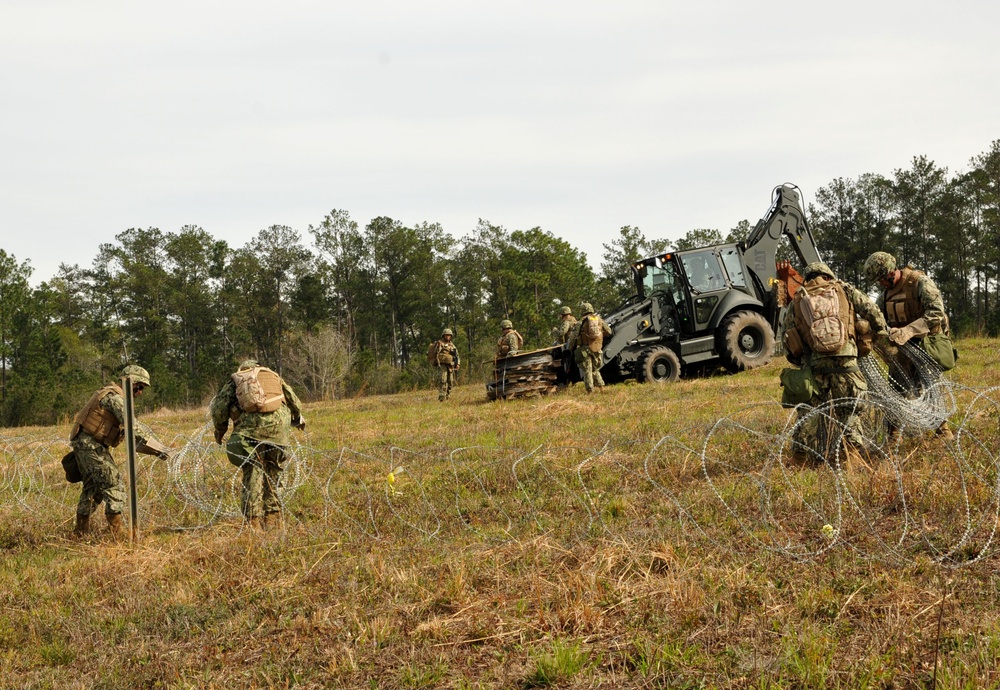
[578,315,604,352]
[232,367,286,413]
[793,278,854,355]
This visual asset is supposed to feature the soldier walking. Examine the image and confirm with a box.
[68,365,171,538]
[210,359,306,529]
[567,302,612,393]
[429,328,460,401]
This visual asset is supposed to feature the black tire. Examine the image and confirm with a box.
[637,347,681,383]
[718,310,775,373]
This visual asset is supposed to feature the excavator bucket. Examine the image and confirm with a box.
[775,261,805,307]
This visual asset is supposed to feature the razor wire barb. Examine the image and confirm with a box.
[2,343,999,569]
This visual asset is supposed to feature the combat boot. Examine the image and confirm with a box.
[106,513,126,540]
[263,512,281,530]
[73,513,90,538]
[247,516,263,530]
[936,421,955,442]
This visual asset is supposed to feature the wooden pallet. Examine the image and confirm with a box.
[486,346,564,401]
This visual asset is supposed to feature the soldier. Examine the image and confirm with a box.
[68,365,172,538]
[551,305,578,345]
[863,251,956,439]
[429,328,460,401]
[496,319,523,358]
[781,262,890,463]
[567,302,612,393]
[210,359,306,529]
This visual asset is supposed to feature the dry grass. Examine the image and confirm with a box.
[3,339,1000,688]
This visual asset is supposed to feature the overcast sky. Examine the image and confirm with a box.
[2,1,998,282]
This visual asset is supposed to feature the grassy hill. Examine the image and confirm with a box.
[2,338,1000,688]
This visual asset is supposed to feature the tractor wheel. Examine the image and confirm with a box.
[718,310,774,373]
[637,347,681,383]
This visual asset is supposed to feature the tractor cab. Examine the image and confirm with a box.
[632,245,754,336]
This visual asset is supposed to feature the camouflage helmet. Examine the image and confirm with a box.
[559,306,573,316]
[864,251,897,284]
[238,359,260,371]
[121,364,151,387]
[580,302,594,315]
[500,319,513,330]
[441,328,454,337]
[803,262,836,281]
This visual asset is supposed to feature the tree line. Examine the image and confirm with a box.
[1,140,998,426]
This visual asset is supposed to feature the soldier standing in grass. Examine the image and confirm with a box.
[567,302,612,393]
[496,319,523,358]
[210,359,306,529]
[551,305,577,345]
[68,365,171,538]
[429,328,460,401]
[864,251,956,440]
[781,262,889,463]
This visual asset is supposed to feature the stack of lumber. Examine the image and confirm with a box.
[486,346,563,401]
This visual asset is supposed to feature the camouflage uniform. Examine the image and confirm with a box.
[69,365,164,536]
[866,252,951,361]
[496,320,523,358]
[865,251,955,438]
[430,330,460,401]
[567,303,612,393]
[782,263,888,457]
[551,306,577,345]
[210,360,305,524]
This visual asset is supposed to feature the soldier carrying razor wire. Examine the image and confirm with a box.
[210,359,305,529]
[780,262,890,464]
[863,251,957,440]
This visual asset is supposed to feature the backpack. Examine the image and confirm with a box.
[794,277,853,355]
[231,367,286,413]
[578,315,604,352]
[427,341,440,367]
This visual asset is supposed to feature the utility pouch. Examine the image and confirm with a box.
[922,334,957,371]
[62,451,82,483]
[783,327,804,358]
[780,365,820,408]
[855,319,873,357]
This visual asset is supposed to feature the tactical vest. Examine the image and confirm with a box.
[432,340,455,366]
[578,315,604,352]
[559,316,577,344]
[70,384,125,446]
[883,267,936,331]
[231,367,286,413]
[792,277,855,355]
[497,330,523,356]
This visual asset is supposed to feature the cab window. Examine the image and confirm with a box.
[681,251,725,292]
[720,248,746,287]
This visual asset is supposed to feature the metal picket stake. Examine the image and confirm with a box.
[122,375,139,544]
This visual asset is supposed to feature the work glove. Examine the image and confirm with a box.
[888,326,912,345]
[294,417,307,431]
[889,318,931,345]
[213,427,226,445]
[874,332,898,359]
[157,449,174,461]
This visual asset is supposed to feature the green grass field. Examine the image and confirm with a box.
[3,338,1000,688]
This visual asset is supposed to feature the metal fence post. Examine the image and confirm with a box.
[122,375,139,544]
